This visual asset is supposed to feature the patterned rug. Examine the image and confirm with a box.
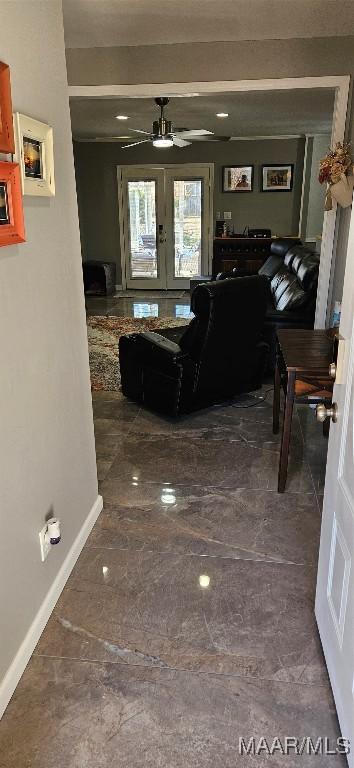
[87,315,188,391]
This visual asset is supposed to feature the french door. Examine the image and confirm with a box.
[118,164,213,290]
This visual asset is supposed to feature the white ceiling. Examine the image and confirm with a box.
[62,0,354,49]
[70,89,335,140]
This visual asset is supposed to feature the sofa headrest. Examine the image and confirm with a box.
[183,275,269,360]
[295,252,320,292]
[270,238,301,259]
[275,283,310,312]
[258,254,283,280]
[289,245,316,274]
[283,243,304,268]
[191,274,269,319]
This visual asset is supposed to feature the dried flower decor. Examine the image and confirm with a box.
[319,141,354,210]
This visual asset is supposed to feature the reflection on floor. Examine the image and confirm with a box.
[86,290,194,319]
[0,384,342,767]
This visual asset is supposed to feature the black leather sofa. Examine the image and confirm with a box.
[217,239,320,365]
[119,275,269,416]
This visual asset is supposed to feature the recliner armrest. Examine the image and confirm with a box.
[139,331,183,357]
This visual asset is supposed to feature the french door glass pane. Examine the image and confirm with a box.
[173,179,202,278]
[127,180,157,279]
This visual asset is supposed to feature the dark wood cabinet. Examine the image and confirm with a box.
[212,237,297,278]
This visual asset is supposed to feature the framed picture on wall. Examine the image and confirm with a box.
[0,61,15,153]
[14,113,55,196]
[261,164,294,192]
[0,161,26,247]
[222,165,254,192]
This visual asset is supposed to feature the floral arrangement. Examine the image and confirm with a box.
[319,142,352,185]
[318,142,354,210]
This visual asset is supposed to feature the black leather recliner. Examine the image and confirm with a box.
[217,239,320,366]
[119,276,270,416]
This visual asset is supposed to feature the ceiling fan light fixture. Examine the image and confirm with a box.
[153,137,173,148]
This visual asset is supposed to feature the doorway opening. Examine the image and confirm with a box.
[71,75,350,325]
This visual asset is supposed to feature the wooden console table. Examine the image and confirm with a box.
[273,329,335,493]
[212,236,299,278]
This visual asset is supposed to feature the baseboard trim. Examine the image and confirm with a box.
[0,494,103,719]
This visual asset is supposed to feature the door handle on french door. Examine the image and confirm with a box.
[158,224,166,244]
[316,403,338,423]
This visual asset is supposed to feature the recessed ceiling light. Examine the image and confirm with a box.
[216,112,229,118]
[116,115,129,120]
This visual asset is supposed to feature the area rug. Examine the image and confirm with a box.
[87,315,189,391]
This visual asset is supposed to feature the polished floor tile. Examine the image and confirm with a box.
[86,291,193,320]
[0,657,344,768]
[0,361,333,766]
[104,432,314,493]
[89,483,320,565]
[92,390,140,423]
[129,404,305,454]
[96,458,115,483]
[35,547,326,684]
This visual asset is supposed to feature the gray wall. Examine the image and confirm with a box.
[0,1,98,705]
[66,36,354,86]
[213,139,305,236]
[300,135,330,247]
[74,138,305,284]
[305,136,331,241]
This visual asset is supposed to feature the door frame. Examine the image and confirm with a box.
[117,163,214,290]
[71,75,350,321]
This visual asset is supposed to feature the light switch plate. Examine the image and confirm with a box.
[224,211,232,219]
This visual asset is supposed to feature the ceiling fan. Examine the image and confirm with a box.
[121,97,214,149]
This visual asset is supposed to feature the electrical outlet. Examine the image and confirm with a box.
[39,524,51,562]
[224,211,232,219]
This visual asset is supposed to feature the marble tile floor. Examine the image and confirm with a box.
[86,289,194,320]
[0,387,341,768]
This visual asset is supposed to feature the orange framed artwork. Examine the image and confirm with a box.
[0,61,15,153]
[0,162,26,247]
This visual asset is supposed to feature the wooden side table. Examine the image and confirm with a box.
[273,329,335,493]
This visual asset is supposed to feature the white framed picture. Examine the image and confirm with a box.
[261,164,293,192]
[14,113,55,196]
[222,165,254,192]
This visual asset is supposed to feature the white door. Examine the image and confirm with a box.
[315,205,354,763]
[165,167,212,289]
[119,167,166,290]
[118,164,212,290]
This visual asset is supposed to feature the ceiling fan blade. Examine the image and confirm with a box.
[92,136,135,142]
[128,128,152,135]
[121,139,151,149]
[188,135,231,142]
[175,129,213,137]
[172,136,191,147]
